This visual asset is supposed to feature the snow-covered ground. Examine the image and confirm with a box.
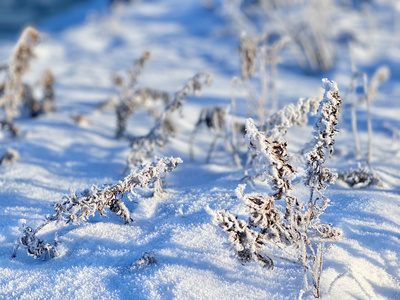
[0,0,400,299]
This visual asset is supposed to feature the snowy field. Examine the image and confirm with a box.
[0,0,400,299]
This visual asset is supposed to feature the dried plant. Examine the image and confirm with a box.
[189,106,241,166]
[1,148,20,165]
[12,156,182,260]
[130,252,157,270]
[366,65,390,103]
[239,33,258,81]
[116,50,151,91]
[97,51,173,139]
[0,26,39,122]
[346,59,389,163]
[116,88,172,138]
[304,79,342,192]
[126,73,212,167]
[338,163,383,189]
[0,120,20,137]
[244,92,322,183]
[22,83,41,117]
[213,79,342,298]
[40,69,56,114]
[223,0,336,74]
[12,220,58,260]
[264,95,321,141]
[98,50,152,114]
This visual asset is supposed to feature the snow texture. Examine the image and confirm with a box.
[0,0,400,299]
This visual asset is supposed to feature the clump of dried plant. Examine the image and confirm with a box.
[13,156,182,260]
[212,79,342,298]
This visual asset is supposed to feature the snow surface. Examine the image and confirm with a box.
[1,0,400,299]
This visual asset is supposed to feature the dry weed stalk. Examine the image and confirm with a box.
[22,69,56,117]
[338,163,383,189]
[127,73,212,167]
[189,106,242,167]
[116,88,172,138]
[213,79,342,298]
[0,120,20,137]
[225,0,335,74]
[0,148,20,165]
[13,156,182,260]
[97,50,152,114]
[345,61,389,175]
[0,26,39,122]
[239,33,258,81]
[41,69,56,114]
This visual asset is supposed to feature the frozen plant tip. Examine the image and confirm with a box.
[13,157,182,259]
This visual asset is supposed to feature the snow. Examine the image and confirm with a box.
[1,0,400,299]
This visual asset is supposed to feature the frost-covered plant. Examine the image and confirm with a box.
[12,220,58,259]
[304,79,342,192]
[258,35,290,118]
[130,252,157,270]
[22,69,56,117]
[344,62,388,181]
[245,118,295,198]
[13,156,182,260]
[189,106,241,166]
[0,148,20,165]
[259,0,336,74]
[40,69,56,114]
[244,92,322,183]
[97,50,152,115]
[52,156,182,225]
[213,79,342,298]
[213,208,274,268]
[116,88,172,138]
[126,72,212,167]
[264,95,321,141]
[239,33,258,81]
[0,120,20,137]
[98,51,172,138]
[221,0,336,74]
[338,163,383,189]
[235,33,289,123]
[0,26,39,122]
